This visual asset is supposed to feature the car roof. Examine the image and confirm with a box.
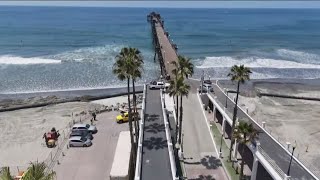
[73,124,87,128]
[69,136,82,140]
[71,131,87,135]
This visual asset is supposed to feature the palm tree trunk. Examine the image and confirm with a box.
[132,79,139,145]
[178,95,183,145]
[127,78,135,150]
[229,80,240,161]
[175,95,179,142]
[240,137,246,180]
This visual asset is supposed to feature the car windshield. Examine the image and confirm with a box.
[81,137,87,142]
[85,124,90,128]
[71,132,81,136]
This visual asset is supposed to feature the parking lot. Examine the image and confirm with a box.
[54,111,128,180]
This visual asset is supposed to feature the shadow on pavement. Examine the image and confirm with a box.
[145,114,160,122]
[144,122,165,134]
[143,137,167,150]
[189,175,216,180]
[201,155,222,169]
[184,156,222,170]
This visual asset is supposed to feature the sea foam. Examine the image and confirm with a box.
[196,56,320,69]
[0,55,61,65]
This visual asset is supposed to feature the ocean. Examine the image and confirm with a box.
[1,6,320,93]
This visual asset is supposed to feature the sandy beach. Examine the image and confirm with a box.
[218,79,320,173]
[0,94,132,172]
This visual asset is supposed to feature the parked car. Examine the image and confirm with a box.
[70,130,93,140]
[116,111,140,123]
[199,84,214,93]
[69,136,92,147]
[72,124,98,134]
[204,80,212,85]
[149,81,170,89]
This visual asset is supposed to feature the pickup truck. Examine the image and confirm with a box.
[149,81,170,89]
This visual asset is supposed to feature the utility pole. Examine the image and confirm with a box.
[201,70,204,94]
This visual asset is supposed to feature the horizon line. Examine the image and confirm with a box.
[1,5,320,9]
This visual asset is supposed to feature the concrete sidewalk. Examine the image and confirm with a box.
[182,93,228,180]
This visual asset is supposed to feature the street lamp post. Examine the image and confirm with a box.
[225,88,228,108]
[175,143,181,178]
[219,134,223,157]
[287,142,297,176]
[201,70,204,94]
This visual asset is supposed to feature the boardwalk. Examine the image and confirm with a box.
[150,14,178,79]
[140,89,172,180]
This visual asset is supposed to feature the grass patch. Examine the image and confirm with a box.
[210,122,240,180]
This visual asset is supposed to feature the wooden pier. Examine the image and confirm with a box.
[148,12,179,80]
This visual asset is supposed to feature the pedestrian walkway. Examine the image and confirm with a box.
[182,93,228,180]
[140,89,172,180]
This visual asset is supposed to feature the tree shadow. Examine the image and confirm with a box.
[145,114,160,122]
[200,155,222,169]
[144,122,165,134]
[190,175,216,180]
[143,137,167,150]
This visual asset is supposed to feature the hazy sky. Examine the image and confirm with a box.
[0,1,320,8]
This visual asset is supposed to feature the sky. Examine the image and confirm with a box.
[0,1,320,8]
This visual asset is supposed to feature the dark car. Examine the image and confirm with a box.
[70,130,93,140]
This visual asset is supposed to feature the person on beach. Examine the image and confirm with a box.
[43,133,48,146]
[92,112,97,121]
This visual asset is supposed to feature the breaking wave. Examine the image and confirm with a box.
[0,55,61,65]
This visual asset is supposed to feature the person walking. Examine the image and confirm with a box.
[43,133,48,147]
[92,112,97,121]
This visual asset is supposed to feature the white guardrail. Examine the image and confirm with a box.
[214,80,319,180]
[134,84,147,180]
[160,89,179,180]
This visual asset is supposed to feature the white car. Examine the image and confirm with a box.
[72,124,98,134]
[69,136,92,147]
[199,84,214,93]
[149,81,170,89]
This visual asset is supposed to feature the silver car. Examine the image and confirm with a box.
[199,84,214,93]
[69,136,92,147]
[72,124,98,134]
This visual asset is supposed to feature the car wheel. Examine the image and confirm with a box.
[119,120,123,123]
[69,144,73,147]
[83,144,87,147]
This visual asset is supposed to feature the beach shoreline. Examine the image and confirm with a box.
[0,86,143,111]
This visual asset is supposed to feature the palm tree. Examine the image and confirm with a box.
[233,122,259,180]
[177,76,190,145]
[168,76,180,142]
[129,48,144,143]
[113,47,136,149]
[170,55,194,139]
[227,65,252,161]
[177,55,194,79]
[23,161,55,180]
[0,167,13,180]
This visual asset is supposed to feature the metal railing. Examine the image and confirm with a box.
[214,80,319,180]
[257,146,286,179]
[134,84,147,180]
[160,89,179,180]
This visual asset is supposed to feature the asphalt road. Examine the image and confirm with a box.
[182,92,228,180]
[141,88,172,180]
[209,81,316,180]
[54,111,128,180]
